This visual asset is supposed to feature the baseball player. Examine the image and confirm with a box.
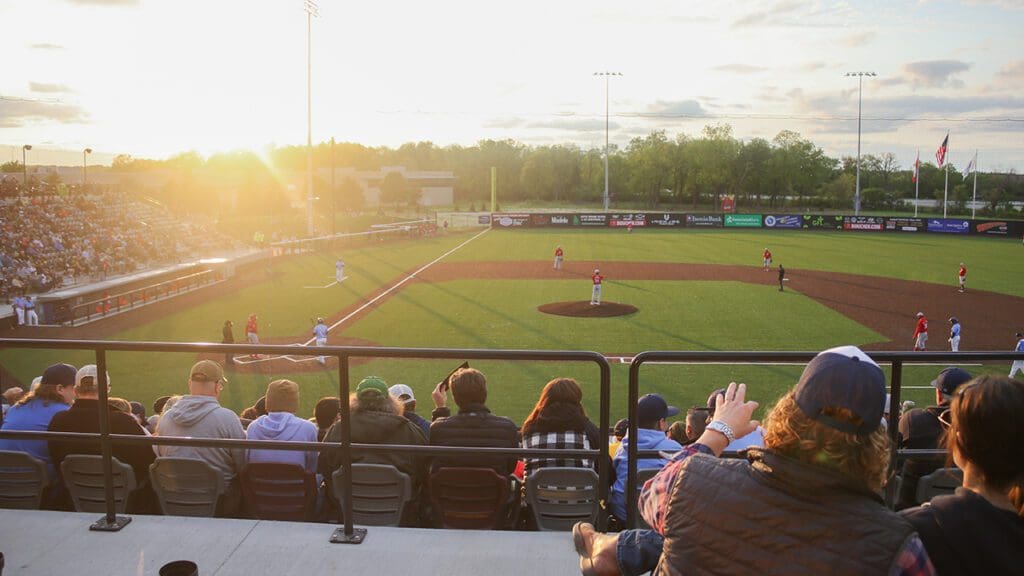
[553,245,564,270]
[912,312,928,351]
[313,317,329,365]
[1010,332,1024,378]
[763,248,772,272]
[336,259,346,283]
[12,295,25,327]
[777,264,785,291]
[25,296,38,326]
[627,222,634,234]
[245,313,260,359]
[948,317,961,352]
[590,269,604,305]
[957,262,967,293]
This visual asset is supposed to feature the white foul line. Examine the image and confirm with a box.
[236,228,491,366]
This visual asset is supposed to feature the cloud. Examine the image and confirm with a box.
[0,98,89,127]
[482,116,526,129]
[732,0,804,27]
[525,117,617,132]
[995,59,1024,86]
[840,31,875,47]
[29,82,74,94]
[29,43,65,50]
[713,63,768,74]
[962,0,1024,9]
[643,99,707,116]
[63,0,139,5]
[799,61,828,72]
[883,60,972,89]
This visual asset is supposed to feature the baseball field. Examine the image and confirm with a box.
[3,227,1023,423]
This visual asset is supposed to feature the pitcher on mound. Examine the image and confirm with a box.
[590,269,604,305]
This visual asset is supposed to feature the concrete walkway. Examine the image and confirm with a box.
[0,510,581,575]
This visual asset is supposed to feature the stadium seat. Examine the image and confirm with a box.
[0,450,48,509]
[915,467,963,504]
[149,457,224,517]
[524,467,600,531]
[634,467,660,529]
[331,463,412,527]
[240,462,317,521]
[61,454,136,513]
[429,467,516,529]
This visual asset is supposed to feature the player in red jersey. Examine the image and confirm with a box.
[912,312,928,351]
[957,262,967,293]
[590,269,604,305]
[554,245,564,270]
[763,248,772,271]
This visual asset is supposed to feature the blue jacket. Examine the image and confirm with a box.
[0,398,70,479]
[610,427,682,520]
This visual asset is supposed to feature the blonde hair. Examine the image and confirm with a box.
[108,397,131,414]
[764,391,890,493]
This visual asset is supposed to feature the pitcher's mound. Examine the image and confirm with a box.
[538,301,638,318]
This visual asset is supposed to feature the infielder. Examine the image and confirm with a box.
[957,263,967,293]
[553,246,564,270]
[313,317,329,365]
[912,312,928,351]
[763,248,772,272]
[336,259,346,283]
[948,317,961,352]
[1010,332,1024,378]
[590,269,604,305]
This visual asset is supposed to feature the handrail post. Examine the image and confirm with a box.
[597,357,611,530]
[330,353,365,544]
[625,355,642,528]
[90,348,131,531]
[885,359,903,508]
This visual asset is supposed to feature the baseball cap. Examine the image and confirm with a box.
[41,363,77,387]
[637,393,679,422]
[949,317,958,324]
[190,360,227,384]
[931,367,973,397]
[916,312,924,318]
[356,376,389,398]
[388,384,415,402]
[75,364,110,388]
[793,345,886,436]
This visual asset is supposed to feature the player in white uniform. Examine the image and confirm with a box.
[948,317,961,352]
[1010,332,1024,378]
[12,295,25,327]
[25,296,38,326]
[313,317,329,365]
[335,259,345,283]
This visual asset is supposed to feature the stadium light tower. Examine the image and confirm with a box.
[594,71,621,212]
[21,144,32,187]
[846,71,876,216]
[83,148,92,188]
[304,0,320,237]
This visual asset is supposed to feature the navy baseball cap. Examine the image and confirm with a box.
[793,345,886,436]
[931,367,973,397]
[637,393,679,422]
[41,363,77,387]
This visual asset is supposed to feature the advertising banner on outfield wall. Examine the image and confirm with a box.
[648,213,685,227]
[685,214,724,227]
[843,216,885,231]
[492,213,532,227]
[609,213,647,227]
[574,213,608,227]
[763,214,802,229]
[970,219,1024,237]
[884,217,926,232]
[927,218,970,234]
[527,213,573,227]
[802,215,844,230]
[724,214,763,227]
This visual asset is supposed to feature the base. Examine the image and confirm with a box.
[330,527,367,544]
[89,515,132,532]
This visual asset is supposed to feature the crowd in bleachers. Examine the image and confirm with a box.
[0,189,242,300]
[1,349,1022,575]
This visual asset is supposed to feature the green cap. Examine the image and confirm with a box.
[356,376,389,397]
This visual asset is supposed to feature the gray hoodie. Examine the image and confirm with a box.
[155,395,246,483]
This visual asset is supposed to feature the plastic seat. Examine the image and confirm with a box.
[0,450,49,509]
[525,467,600,531]
[240,462,316,521]
[429,467,514,529]
[61,454,136,513]
[634,467,660,529]
[916,467,963,504]
[149,457,224,517]
[332,463,412,526]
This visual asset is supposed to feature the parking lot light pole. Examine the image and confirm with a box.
[846,71,875,216]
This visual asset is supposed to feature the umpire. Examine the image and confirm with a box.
[222,320,235,366]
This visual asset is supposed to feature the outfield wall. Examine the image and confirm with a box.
[488,212,1024,238]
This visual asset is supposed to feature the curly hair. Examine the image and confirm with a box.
[764,391,890,493]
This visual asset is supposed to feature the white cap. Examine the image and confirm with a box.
[388,384,415,402]
[75,364,111,387]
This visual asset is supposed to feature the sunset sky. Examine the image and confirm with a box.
[2,0,1023,172]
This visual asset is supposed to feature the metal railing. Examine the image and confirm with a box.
[68,269,221,325]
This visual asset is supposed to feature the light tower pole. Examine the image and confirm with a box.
[846,71,875,216]
[304,0,319,237]
[83,148,92,189]
[22,144,32,188]
[594,71,621,212]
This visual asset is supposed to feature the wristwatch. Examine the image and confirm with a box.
[706,420,736,443]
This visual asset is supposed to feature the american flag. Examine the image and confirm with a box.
[935,133,949,167]
[912,152,920,183]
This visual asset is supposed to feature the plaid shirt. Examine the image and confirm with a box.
[521,430,592,479]
[638,443,936,576]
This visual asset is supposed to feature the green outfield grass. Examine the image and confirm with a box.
[2,227,1018,424]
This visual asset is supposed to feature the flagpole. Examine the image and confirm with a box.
[943,162,949,218]
[914,150,920,218]
[971,150,978,219]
